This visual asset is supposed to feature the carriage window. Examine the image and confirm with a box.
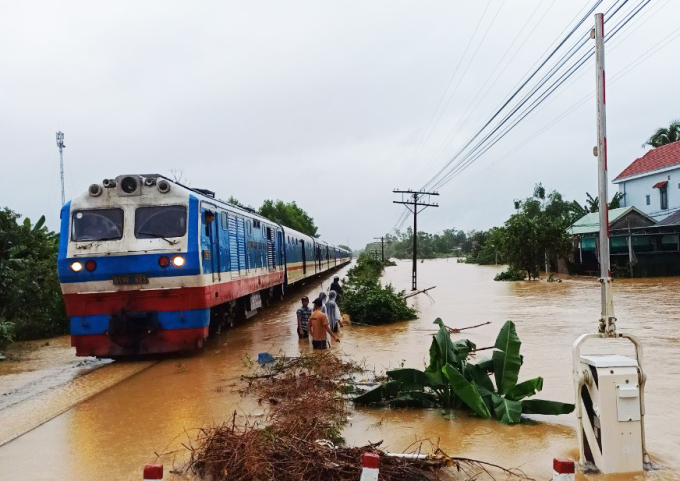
[135,205,187,239]
[221,212,228,231]
[72,208,124,241]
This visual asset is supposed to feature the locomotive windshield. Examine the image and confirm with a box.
[135,205,187,239]
[72,208,124,241]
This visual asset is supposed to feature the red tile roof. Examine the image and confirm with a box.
[614,140,680,181]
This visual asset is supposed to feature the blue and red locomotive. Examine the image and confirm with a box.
[57,174,350,357]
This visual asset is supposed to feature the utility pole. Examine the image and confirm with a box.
[56,132,66,205]
[592,15,615,337]
[393,189,439,290]
[373,236,385,262]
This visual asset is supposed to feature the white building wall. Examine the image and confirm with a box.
[616,166,680,221]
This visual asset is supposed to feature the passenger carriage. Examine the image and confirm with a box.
[57,174,350,357]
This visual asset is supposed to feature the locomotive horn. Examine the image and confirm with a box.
[89,184,103,197]
[144,177,156,186]
[157,179,171,193]
[102,179,116,188]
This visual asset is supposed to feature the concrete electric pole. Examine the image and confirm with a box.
[393,190,439,290]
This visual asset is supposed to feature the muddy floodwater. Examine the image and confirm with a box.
[1,259,679,480]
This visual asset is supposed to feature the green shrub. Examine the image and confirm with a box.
[494,266,526,282]
[0,208,67,341]
[341,254,417,325]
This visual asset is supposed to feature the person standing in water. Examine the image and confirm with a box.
[308,298,339,349]
[330,276,343,303]
[296,296,311,338]
[318,291,328,314]
[326,290,344,333]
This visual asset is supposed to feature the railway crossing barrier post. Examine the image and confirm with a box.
[143,464,163,480]
[553,458,575,481]
[359,453,379,481]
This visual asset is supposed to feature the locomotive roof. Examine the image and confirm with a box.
[154,175,347,252]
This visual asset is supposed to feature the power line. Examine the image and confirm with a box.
[439,7,680,193]
[398,0,493,181]
[416,0,555,178]
[425,0,650,192]
[421,0,605,192]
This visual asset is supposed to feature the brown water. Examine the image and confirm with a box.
[0,260,678,480]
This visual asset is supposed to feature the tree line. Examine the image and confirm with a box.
[0,208,66,349]
[366,185,622,280]
[228,197,319,238]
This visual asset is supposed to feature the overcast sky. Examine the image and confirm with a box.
[2,0,679,249]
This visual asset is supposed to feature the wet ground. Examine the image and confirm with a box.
[0,260,678,480]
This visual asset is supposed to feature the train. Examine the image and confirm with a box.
[57,174,351,357]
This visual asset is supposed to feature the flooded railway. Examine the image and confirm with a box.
[1,260,679,480]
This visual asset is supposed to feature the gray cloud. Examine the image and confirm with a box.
[1,0,678,249]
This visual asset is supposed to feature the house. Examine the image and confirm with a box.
[568,207,663,276]
[613,140,680,221]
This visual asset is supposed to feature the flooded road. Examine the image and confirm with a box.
[0,260,679,480]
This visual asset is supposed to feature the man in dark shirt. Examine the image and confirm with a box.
[296,296,312,338]
[330,276,342,303]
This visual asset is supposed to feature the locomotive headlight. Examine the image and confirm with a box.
[70,261,83,272]
[172,255,185,267]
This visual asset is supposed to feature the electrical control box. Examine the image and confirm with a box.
[579,354,643,474]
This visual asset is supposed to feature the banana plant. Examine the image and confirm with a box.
[353,319,574,424]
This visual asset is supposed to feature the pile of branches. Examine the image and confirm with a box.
[183,351,534,481]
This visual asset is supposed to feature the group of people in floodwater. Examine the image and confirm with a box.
[296,275,344,349]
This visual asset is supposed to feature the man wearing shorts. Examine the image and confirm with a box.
[308,298,339,349]
[296,296,312,338]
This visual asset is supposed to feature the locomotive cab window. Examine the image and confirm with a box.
[135,205,187,239]
[72,208,124,242]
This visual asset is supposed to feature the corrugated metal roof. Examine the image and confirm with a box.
[660,210,680,225]
[569,207,633,235]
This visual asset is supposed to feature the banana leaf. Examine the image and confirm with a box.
[388,391,438,408]
[463,362,495,394]
[353,381,400,405]
[505,377,543,401]
[491,393,522,424]
[476,357,494,373]
[452,339,476,361]
[521,399,575,415]
[442,364,491,419]
[492,321,522,395]
[387,368,445,390]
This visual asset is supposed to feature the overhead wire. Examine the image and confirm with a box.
[430,0,649,191]
[390,0,661,233]
[398,0,493,181]
[433,0,651,189]
[424,0,648,192]
[420,0,606,192]
[415,0,554,178]
[443,7,680,194]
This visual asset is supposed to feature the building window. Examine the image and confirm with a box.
[646,195,650,205]
[660,185,668,210]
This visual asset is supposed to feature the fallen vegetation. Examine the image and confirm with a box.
[353,319,575,424]
[341,253,417,325]
[181,352,535,481]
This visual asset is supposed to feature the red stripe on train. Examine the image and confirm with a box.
[64,271,284,317]
[71,327,209,357]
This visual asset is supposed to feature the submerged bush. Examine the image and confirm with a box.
[341,254,417,325]
[494,266,526,282]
